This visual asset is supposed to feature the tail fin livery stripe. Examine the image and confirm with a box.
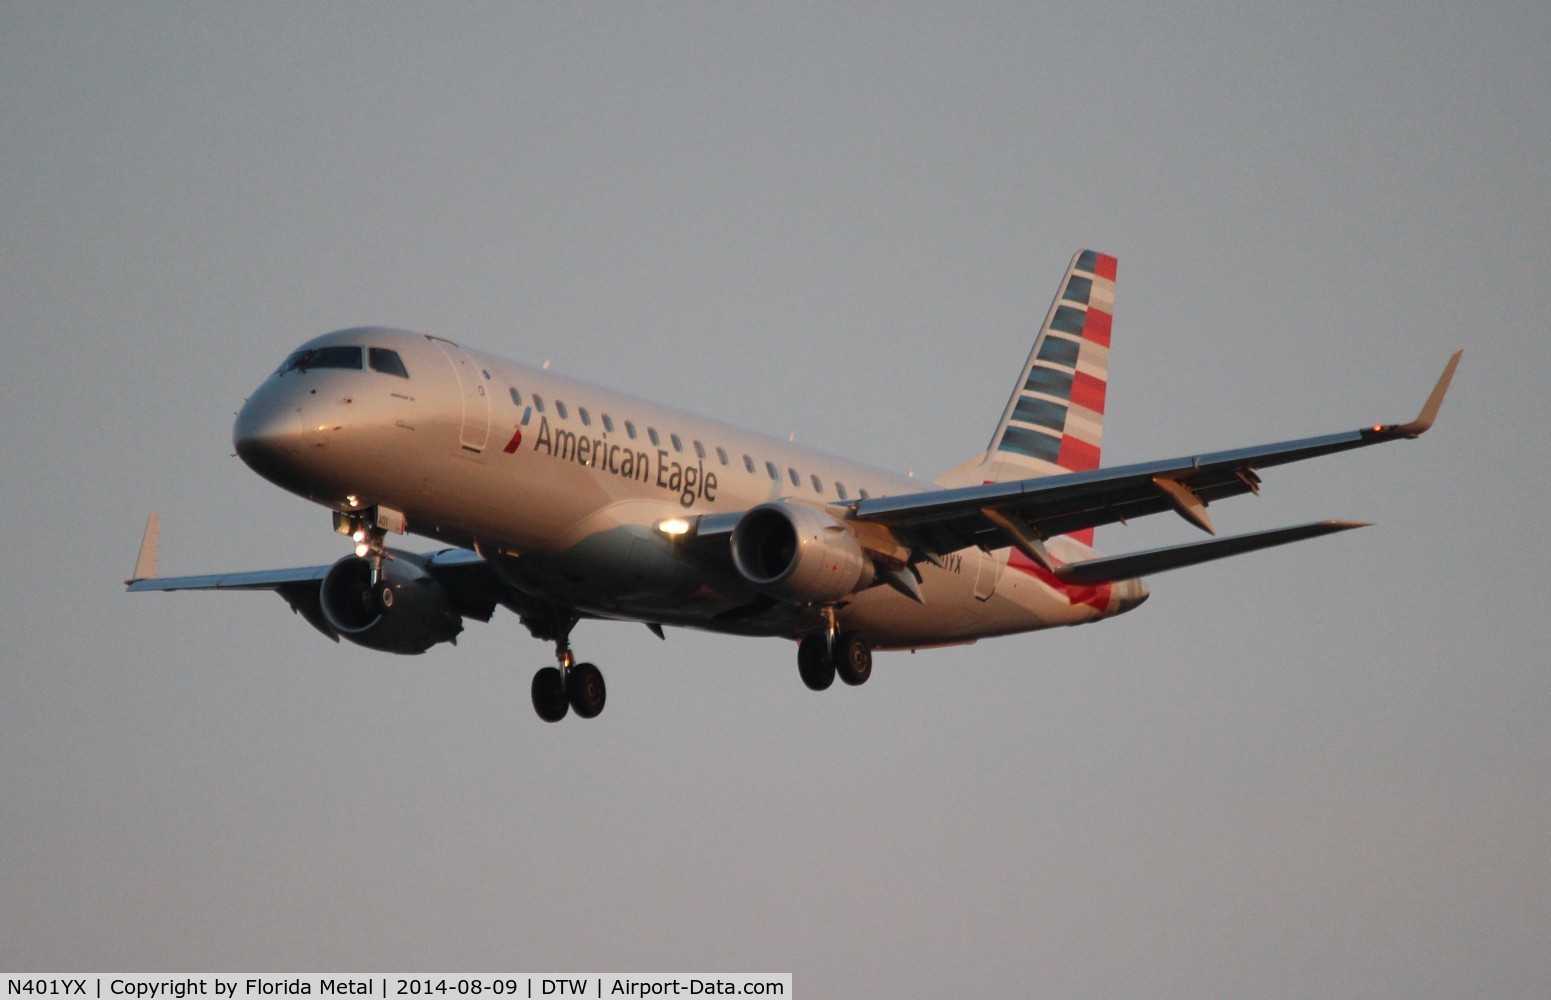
[988,251,1116,482]
[1083,304,1113,346]
[1060,404,1103,447]
[933,249,1116,549]
[1024,366,1073,398]
[981,249,1116,544]
[1012,396,1070,431]
[1037,334,1081,367]
[1049,309,1087,336]
[1078,249,1118,281]
[1070,371,1106,413]
[999,425,1062,463]
[1057,436,1101,474]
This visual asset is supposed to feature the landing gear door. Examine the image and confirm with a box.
[429,336,491,457]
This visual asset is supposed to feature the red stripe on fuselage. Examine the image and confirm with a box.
[1008,549,1111,611]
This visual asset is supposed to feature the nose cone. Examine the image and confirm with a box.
[234,383,305,484]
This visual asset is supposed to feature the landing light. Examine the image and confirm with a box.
[352,529,367,543]
[658,518,692,536]
[354,542,370,558]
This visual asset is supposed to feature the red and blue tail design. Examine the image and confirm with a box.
[935,249,1117,545]
[989,249,1115,476]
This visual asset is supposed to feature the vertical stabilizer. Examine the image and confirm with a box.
[934,250,1116,544]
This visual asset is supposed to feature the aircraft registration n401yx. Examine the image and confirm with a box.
[128,251,1460,723]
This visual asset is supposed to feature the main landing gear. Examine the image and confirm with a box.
[797,619,873,692]
[528,612,607,723]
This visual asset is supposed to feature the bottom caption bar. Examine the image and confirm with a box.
[3,977,790,999]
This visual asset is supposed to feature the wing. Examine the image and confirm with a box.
[126,565,333,592]
[852,351,1461,575]
[125,519,520,643]
[125,518,496,595]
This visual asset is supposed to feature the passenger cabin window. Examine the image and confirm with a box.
[693,440,706,460]
[670,433,683,453]
[625,421,637,440]
[836,482,848,500]
[579,407,591,427]
[811,474,823,493]
[648,428,660,446]
[716,446,729,466]
[744,455,756,474]
[556,401,569,419]
[859,488,871,499]
[532,395,545,413]
[368,348,409,378]
[766,461,779,481]
[277,345,362,375]
[602,414,614,433]
[788,468,800,487]
[509,388,522,406]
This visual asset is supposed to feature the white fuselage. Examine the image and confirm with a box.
[234,327,1144,648]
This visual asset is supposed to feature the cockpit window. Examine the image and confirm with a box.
[276,345,363,375]
[368,348,409,378]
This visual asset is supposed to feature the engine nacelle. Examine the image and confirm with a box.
[730,502,873,604]
[319,551,463,654]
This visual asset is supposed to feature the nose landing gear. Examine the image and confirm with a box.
[333,507,396,614]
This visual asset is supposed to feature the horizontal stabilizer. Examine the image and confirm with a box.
[1054,520,1368,585]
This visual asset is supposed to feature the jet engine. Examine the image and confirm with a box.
[730,502,874,604]
[319,550,464,654]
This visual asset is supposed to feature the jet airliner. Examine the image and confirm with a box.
[128,251,1460,722]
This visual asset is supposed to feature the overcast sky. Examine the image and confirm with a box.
[3,3,1549,995]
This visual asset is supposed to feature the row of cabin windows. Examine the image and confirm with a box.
[508,386,873,501]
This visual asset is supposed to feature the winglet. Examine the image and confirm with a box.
[1386,350,1462,439]
[128,512,159,584]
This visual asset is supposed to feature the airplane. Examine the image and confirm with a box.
[127,250,1461,723]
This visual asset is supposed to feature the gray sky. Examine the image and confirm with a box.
[3,3,1549,995]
